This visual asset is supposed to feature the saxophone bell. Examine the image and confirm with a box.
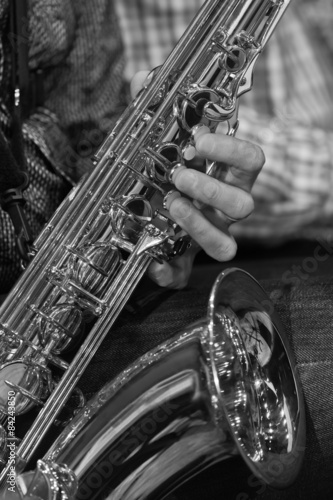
[15,269,305,500]
[0,0,301,495]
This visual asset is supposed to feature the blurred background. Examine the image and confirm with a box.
[115,0,333,272]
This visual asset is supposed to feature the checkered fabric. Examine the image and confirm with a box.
[114,0,203,81]
[234,0,333,242]
[1,0,333,292]
[0,0,126,292]
[115,0,333,243]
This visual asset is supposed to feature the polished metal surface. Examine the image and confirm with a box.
[16,269,305,499]
[0,0,293,491]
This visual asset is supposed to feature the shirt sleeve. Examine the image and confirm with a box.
[230,2,333,244]
[231,105,333,243]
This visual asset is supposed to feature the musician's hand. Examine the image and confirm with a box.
[131,71,265,289]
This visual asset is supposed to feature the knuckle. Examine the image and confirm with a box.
[148,264,171,288]
[154,277,168,287]
[148,262,189,289]
[232,191,254,217]
[203,180,220,201]
[239,141,265,170]
[173,272,189,290]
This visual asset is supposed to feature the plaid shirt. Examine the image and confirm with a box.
[115,0,203,81]
[115,0,333,242]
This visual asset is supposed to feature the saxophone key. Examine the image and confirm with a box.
[167,163,187,184]
[0,361,43,414]
[66,243,121,297]
[29,303,77,340]
[46,269,107,317]
[145,143,183,183]
[41,353,69,371]
[163,190,182,211]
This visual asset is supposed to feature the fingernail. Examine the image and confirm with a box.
[170,198,192,219]
[174,169,197,190]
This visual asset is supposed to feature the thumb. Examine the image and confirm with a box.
[130,70,151,98]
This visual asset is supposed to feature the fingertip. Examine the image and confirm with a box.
[169,197,193,220]
[172,168,197,191]
[195,133,215,156]
[147,261,173,288]
[170,165,187,185]
[214,236,237,262]
[147,259,191,289]
[192,125,210,143]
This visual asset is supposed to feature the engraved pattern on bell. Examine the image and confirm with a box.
[213,301,296,461]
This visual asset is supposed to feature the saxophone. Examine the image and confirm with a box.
[0,0,305,497]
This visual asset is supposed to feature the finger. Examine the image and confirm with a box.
[195,132,265,192]
[172,167,254,221]
[130,70,151,98]
[200,204,246,228]
[147,248,198,289]
[169,197,237,261]
[147,261,178,288]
